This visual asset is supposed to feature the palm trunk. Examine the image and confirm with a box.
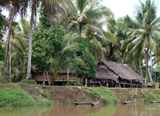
[130,57,133,68]
[66,16,70,86]
[43,72,45,85]
[26,4,35,79]
[50,15,53,33]
[148,69,154,83]
[139,60,143,77]
[9,45,11,83]
[79,24,82,38]
[145,46,149,87]
[3,5,16,81]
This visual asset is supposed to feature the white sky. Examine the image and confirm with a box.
[2,0,160,21]
[103,0,160,19]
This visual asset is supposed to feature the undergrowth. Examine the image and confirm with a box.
[88,87,118,104]
[20,79,37,84]
[0,86,52,107]
[140,91,160,103]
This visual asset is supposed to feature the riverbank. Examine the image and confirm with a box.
[0,83,53,107]
[2,83,160,106]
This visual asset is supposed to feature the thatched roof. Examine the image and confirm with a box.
[96,60,145,81]
[96,65,118,80]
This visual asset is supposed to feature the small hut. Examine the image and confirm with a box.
[94,60,145,88]
[32,69,77,85]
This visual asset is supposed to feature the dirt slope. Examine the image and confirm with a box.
[2,83,158,105]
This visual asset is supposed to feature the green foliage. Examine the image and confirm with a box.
[41,91,51,100]
[32,26,66,72]
[75,37,91,56]
[0,9,5,61]
[20,79,37,84]
[32,6,66,73]
[0,86,52,107]
[74,38,96,78]
[65,81,75,86]
[88,87,118,104]
[39,7,50,29]
[140,91,160,102]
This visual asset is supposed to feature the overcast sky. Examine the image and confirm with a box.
[103,0,160,19]
[2,0,160,21]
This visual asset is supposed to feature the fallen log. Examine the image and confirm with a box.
[74,102,99,106]
[91,102,99,106]
[151,101,160,103]
[74,102,92,105]
[123,101,134,104]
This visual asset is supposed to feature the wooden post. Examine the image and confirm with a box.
[100,79,102,87]
[118,79,121,87]
[130,80,132,88]
[85,78,87,87]
[43,72,45,85]
[138,81,140,88]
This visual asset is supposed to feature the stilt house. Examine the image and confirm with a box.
[95,60,145,87]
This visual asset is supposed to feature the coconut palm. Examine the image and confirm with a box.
[122,0,160,87]
[0,0,28,81]
[41,0,74,33]
[49,37,85,84]
[26,0,41,79]
[71,0,113,38]
[3,20,28,81]
[69,0,113,62]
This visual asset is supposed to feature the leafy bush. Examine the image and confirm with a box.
[65,81,75,86]
[41,92,51,100]
[0,86,52,107]
[88,87,118,104]
[140,91,158,102]
[20,79,37,84]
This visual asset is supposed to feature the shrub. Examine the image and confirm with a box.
[88,87,118,104]
[0,86,52,107]
[65,81,75,86]
[140,91,158,102]
[41,92,51,100]
[20,79,37,84]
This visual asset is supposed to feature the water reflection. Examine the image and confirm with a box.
[0,106,53,116]
[0,103,160,116]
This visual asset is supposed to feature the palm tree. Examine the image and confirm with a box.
[1,0,28,81]
[41,0,74,33]
[68,0,113,62]
[49,37,85,84]
[123,0,160,87]
[26,0,40,79]
[2,20,28,81]
[10,20,28,80]
[72,0,113,38]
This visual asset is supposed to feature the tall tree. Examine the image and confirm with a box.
[72,0,113,38]
[0,9,5,61]
[123,0,160,87]
[1,0,28,81]
[26,0,40,79]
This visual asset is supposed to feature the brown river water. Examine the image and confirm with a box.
[0,103,160,116]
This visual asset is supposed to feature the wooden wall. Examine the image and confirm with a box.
[32,72,77,82]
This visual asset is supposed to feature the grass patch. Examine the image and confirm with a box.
[88,87,118,104]
[41,91,51,100]
[20,79,37,84]
[140,90,160,102]
[0,86,52,107]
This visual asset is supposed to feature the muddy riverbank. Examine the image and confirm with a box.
[2,83,160,105]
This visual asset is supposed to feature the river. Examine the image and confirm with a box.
[0,103,160,116]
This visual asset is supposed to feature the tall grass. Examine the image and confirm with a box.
[0,86,52,107]
[88,87,118,104]
[140,91,160,102]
